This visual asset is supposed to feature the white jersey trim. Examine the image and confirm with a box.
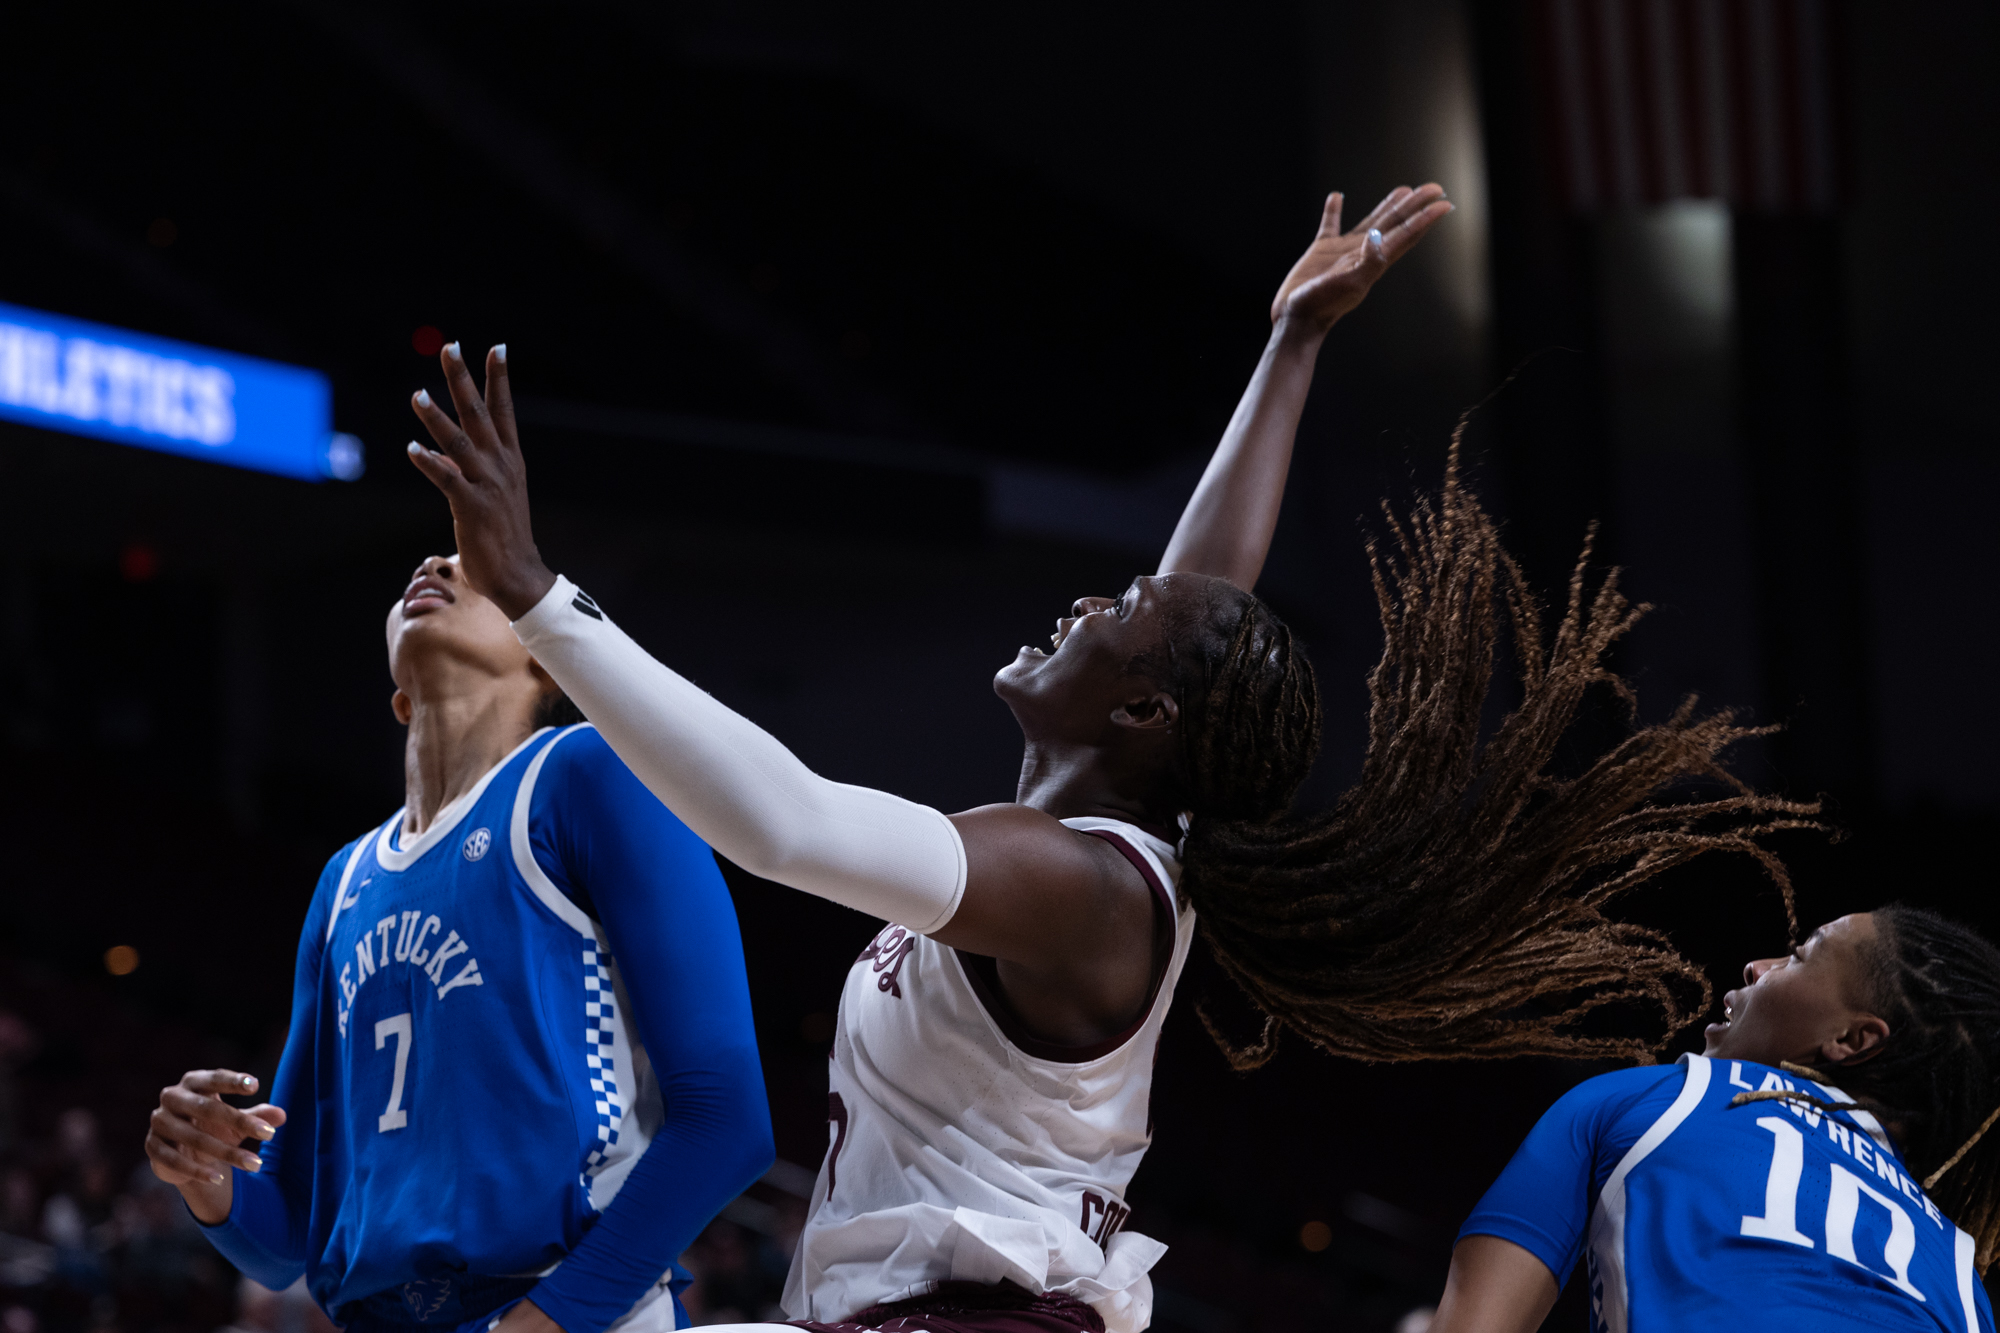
[322,828,379,945]
[496,722,657,1210]
[1956,1226,1982,1333]
[509,724,598,938]
[1591,1052,1712,1333]
[373,727,555,873]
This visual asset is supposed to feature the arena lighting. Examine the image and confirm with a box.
[0,299,362,481]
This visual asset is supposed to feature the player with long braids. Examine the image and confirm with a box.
[1434,906,2000,1331]
[403,183,1810,1333]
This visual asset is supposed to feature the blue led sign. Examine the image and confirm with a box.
[0,300,358,481]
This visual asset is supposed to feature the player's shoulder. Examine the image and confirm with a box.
[524,723,698,838]
[299,820,390,939]
[315,823,383,889]
[1548,1060,1691,1132]
[528,721,618,782]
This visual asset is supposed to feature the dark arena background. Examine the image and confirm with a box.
[1,3,1995,1331]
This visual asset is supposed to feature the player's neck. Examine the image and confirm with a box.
[402,681,541,837]
[1014,739,1178,833]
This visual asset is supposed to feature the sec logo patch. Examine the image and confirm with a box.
[462,827,492,861]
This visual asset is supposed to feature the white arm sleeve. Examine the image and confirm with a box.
[512,575,967,934]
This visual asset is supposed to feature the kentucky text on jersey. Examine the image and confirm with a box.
[334,903,485,1038]
[190,725,773,1333]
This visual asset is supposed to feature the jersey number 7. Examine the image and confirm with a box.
[376,1012,413,1132]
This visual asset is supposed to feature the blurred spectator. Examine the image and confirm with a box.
[677,1173,810,1326]
[40,1110,113,1297]
[214,1277,337,1333]
[681,1218,757,1325]
[0,1096,234,1333]
[0,1013,38,1158]
[109,1167,231,1330]
[3,1165,39,1238]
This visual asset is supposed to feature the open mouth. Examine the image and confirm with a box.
[1020,618,1077,660]
[404,577,456,613]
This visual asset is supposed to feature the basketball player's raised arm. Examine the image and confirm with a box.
[1156,184,1451,591]
[409,344,1153,965]
[409,349,975,937]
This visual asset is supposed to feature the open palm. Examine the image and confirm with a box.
[1270,183,1452,331]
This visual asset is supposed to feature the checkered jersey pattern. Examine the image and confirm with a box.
[582,947,625,1172]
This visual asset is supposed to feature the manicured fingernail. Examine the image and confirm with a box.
[255,1122,275,1139]
[212,1173,226,1184]
[407,441,422,456]
[444,342,462,361]
[241,1074,256,1090]
[414,389,431,407]
[1368,228,1383,247]
[492,344,507,363]
[243,1158,263,1173]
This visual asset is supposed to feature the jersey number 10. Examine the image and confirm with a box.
[1741,1116,1924,1301]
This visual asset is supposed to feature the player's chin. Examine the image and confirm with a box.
[1701,1020,1738,1057]
[993,646,1047,687]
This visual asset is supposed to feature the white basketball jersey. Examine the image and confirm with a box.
[781,817,1193,1333]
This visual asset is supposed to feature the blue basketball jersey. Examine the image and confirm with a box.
[198,722,772,1333]
[306,724,665,1319]
[1464,1054,1994,1333]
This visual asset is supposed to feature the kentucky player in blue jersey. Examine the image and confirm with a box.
[142,553,775,1333]
[1431,906,2000,1332]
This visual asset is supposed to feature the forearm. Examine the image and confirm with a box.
[178,1176,231,1225]
[1157,316,1326,589]
[513,577,965,931]
[193,1168,309,1290]
[528,1047,772,1333]
[531,763,776,1333]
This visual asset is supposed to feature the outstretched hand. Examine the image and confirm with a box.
[405,343,556,620]
[1269,183,1453,332]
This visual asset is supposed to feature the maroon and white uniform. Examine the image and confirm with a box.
[510,583,1190,1332]
[784,817,1190,1333]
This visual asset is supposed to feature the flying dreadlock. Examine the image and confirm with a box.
[1153,434,1822,1068]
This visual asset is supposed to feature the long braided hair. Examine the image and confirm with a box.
[1741,907,2000,1271]
[1153,441,1821,1068]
